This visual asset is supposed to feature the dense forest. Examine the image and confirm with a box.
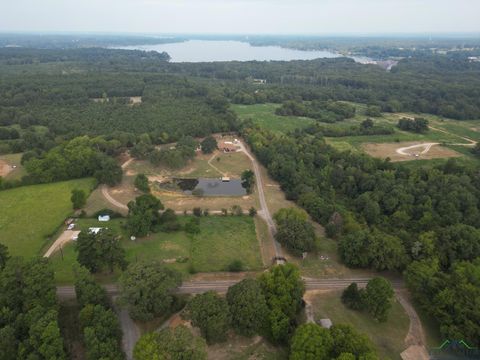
[1,44,480,348]
[243,124,480,345]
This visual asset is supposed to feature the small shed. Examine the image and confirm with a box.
[319,318,333,329]
[98,215,111,222]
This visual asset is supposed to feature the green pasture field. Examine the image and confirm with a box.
[232,103,316,133]
[50,215,263,284]
[0,178,95,258]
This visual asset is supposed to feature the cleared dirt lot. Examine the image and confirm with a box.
[363,142,462,162]
[0,160,12,177]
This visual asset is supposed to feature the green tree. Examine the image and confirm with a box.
[330,324,378,359]
[241,169,255,194]
[0,243,9,270]
[134,173,150,193]
[365,105,382,117]
[0,326,17,360]
[341,283,364,310]
[94,154,123,186]
[127,194,164,237]
[71,188,87,210]
[184,291,230,344]
[76,231,100,272]
[289,323,333,360]
[76,229,127,273]
[200,136,217,154]
[274,208,316,256]
[226,278,268,337]
[74,266,109,308]
[259,264,305,343]
[120,261,182,321]
[362,278,394,322]
[134,326,207,360]
[79,304,124,360]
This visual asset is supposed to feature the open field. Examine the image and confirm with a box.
[232,103,316,133]
[0,153,26,180]
[0,178,95,258]
[50,216,263,284]
[363,142,462,162]
[84,146,258,215]
[310,290,410,360]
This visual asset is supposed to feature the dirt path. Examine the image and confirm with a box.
[101,185,129,211]
[100,156,133,211]
[207,152,226,177]
[43,230,80,258]
[237,140,282,258]
[113,296,140,360]
[429,125,477,146]
[396,142,439,156]
[395,289,430,360]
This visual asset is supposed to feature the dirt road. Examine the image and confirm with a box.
[113,296,140,360]
[237,140,282,258]
[100,156,133,211]
[43,230,80,258]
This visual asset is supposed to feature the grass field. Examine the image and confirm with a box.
[50,215,263,284]
[232,103,316,133]
[311,290,409,360]
[0,178,95,258]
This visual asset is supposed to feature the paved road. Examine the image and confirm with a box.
[237,140,282,258]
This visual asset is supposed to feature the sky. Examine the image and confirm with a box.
[1,0,480,35]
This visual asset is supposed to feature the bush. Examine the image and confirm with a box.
[227,260,244,272]
[249,207,257,217]
[193,207,202,217]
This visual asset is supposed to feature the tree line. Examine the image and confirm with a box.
[243,124,480,346]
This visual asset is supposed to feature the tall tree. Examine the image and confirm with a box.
[0,243,9,270]
[119,261,181,321]
[289,324,333,360]
[134,326,207,360]
[226,278,268,337]
[127,194,164,237]
[71,189,87,209]
[184,291,230,344]
[259,264,305,343]
[362,277,394,322]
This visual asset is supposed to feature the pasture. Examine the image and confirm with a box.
[0,178,95,258]
[232,103,316,133]
[50,215,263,283]
[310,290,409,360]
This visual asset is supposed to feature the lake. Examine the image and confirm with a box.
[116,40,344,63]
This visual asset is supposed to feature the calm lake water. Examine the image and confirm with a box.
[179,178,247,196]
[117,40,343,62]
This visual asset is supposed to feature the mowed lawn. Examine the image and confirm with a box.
[50,216,263,284]
[232,103,316,133]
[311,291,409,360]
[0,178,95,258]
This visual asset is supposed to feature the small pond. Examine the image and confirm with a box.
[176,178,247,196]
